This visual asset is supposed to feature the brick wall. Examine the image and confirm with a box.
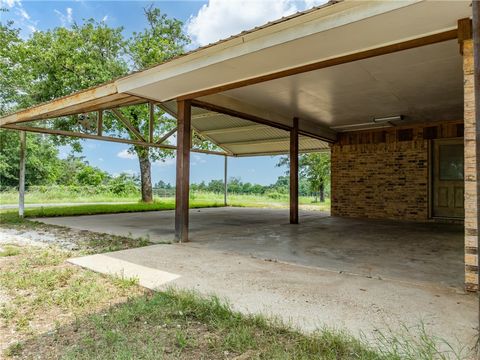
[331,134,429,221]
[331,122,463,222]
[463,39,478,291]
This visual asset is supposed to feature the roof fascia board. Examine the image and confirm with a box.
[115,1,420,95]
[0,83,118,127]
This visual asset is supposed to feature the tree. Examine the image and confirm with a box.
[115,6,190,202]
[1,8,191,202]
[0,130,62,188]
[277,152,331,202]
[299,153,330,202]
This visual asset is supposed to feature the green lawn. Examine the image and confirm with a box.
[0,199,221,223]
[0,188,141,204]
[0,189,330,212]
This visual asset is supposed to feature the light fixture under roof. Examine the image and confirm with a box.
[373,115,404,123]
[330,115,405,132]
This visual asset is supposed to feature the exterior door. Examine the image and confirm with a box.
[432,138,464,218]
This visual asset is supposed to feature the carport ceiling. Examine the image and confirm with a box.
[160,102,329,156]
[208,39,463,128]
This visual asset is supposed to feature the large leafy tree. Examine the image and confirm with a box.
[1,7,192,202]
[277,152,331,202]
[87,8,190,203]
[114,6,190,202]
[0,13,64,188]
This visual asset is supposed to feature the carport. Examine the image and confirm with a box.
[0,0,479,296]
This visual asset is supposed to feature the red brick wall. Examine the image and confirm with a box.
[331,140,429,221]
[331,122,463,222]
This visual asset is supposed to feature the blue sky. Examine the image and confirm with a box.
[1,0,325,185]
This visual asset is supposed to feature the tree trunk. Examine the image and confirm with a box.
[319,182,325,203]
[137,149,153,203]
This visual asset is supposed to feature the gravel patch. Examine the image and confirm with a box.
[0,228,78,250]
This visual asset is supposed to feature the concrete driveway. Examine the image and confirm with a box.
[38,207,476,350]
[39,207,464,288]
[69,243,477,351]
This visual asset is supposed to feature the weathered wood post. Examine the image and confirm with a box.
[290,117,299,224]
[175,100,192,242]
[459,15,478,292]
[18,131,26,218]
[471,0,480,342]
[224,155,228,206]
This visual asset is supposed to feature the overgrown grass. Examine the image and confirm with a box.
[0,245,145,356]
[56,289,383,359]
[0,199,222,224]
[0,188,330,212]
[0,245,470,359]
[192,191,331,211]
[0,186,141,204]
[8,288,467,359]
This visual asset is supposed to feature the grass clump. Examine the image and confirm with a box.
[0,245,21,257]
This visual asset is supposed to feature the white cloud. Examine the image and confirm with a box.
[18,7,29,20]
[66,7,73,23]
[304,0,329,8]
[186,0,328,47]
[117,148,136,160]
[2,0,38,37]
[192,154,207,165]
[187,0,296,46]
[54,7,74,26]
[153,158,176,168]
[0,0,20,8]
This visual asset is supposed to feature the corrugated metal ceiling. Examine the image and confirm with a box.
[160,101,329,156]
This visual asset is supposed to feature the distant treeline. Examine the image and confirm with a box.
[155,176,329,199]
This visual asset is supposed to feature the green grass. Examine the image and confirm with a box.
[0,194,329,227]
[0,199,222,224]
[0,245,21,257]
[10,288,467,360]
[0,188,330,212]
[0,246,145,341]
[0,187,141,204]
[192,191,331,211]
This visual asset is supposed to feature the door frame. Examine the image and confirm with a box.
[429,137,465,219]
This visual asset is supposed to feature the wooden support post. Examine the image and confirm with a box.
[175,100,191,243]
[290,117,299,224]
[97,110,103,136]
[224,155,228,206]
[471,0,480,334]
[149,102,154,143]
[18,131,26,218]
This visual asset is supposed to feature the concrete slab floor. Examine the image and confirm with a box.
[39,207,464,289]
[68,244,477,351]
